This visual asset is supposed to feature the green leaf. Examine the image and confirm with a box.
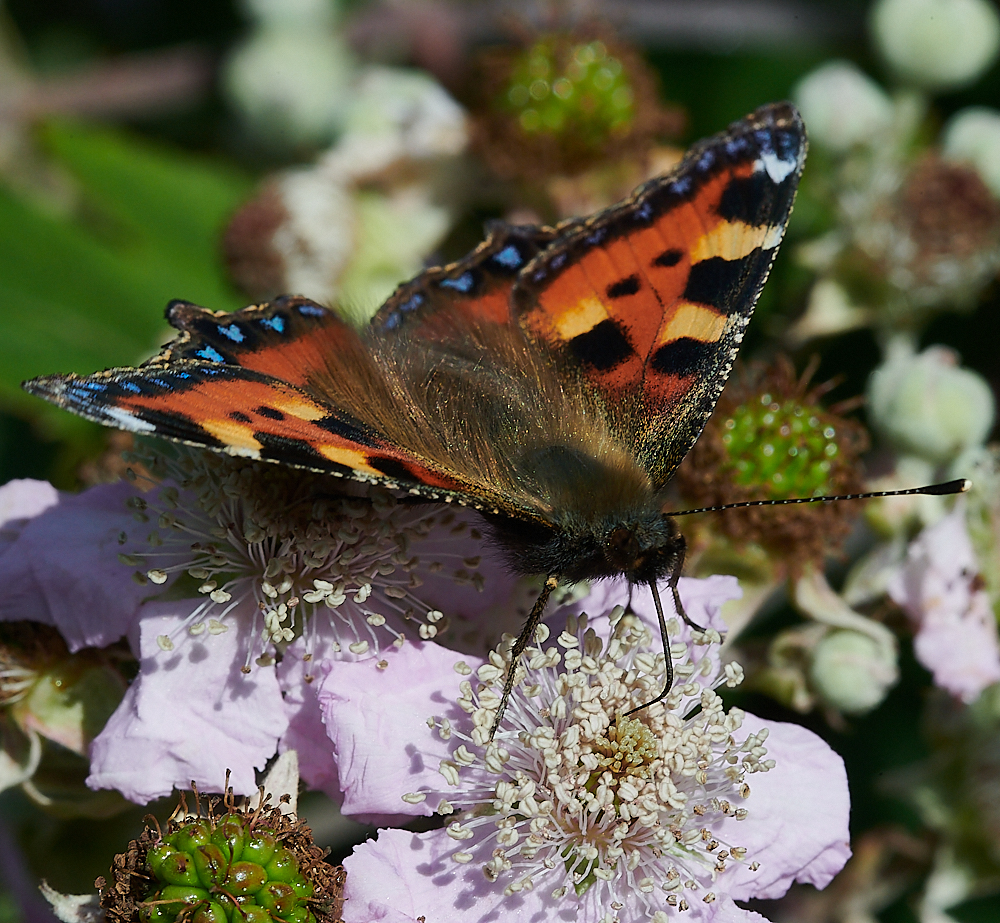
[0,120,252,438]
[946,893,1000,923]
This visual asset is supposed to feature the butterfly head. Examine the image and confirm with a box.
[491,503,685,586]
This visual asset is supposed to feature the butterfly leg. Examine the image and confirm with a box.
[625,547,705,717]
[490,574,559,739]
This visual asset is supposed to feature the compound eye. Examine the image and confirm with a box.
[607,526,640,568]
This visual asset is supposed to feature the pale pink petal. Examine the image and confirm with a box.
[0,479,60,548]
[342,828,546,923]
[87,599,287,803]
[318,641,471,821]
[718,714,851,900]
[277,635,340,798]
[0,482,152,650]
[888,505,1000,702]
[343,827,775,923]
[577,574,741,639]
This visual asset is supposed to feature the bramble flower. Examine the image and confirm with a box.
[320,576,851,922]
[0,447,511,803]
[888,504,1000,703]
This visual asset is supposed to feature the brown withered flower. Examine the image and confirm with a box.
[675,356,869,572]
[469,29,684,183]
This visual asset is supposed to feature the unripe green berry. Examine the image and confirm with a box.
[157,852,201,888]
[147,845,182,879]
[212,814,247,864]
[282,907,310,923]
[502,39,634,147]
[288,875,313,901]
[242,830,278,866]
[159,885,210,916]
[192,902,229,923]
[264,847,299,883]
[192,844,229,887]
[257,882,298,918]
[720,394,841,500]
[169,821,212,853]
[226,861,267,896]
[239,906,272,923]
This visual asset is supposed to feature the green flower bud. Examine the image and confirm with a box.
[868,343,994,464]
[871,0,1000,91]
[793,61,893,152]
[943,107,1000,199]
[809,629,899,713]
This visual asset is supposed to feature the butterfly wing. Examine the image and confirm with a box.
[23,104,803,522]
[370,222,556,337]
[512,102,806,488]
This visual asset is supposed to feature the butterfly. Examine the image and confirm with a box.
[24,102,806,731]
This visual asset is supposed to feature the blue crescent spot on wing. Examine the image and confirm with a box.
[197,345,226,363]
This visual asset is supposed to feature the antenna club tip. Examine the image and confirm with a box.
[924,477,972,496]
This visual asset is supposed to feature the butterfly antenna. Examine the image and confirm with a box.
[662,478,970,516]
[490,574,559,740]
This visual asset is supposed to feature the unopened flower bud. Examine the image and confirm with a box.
[867,343,995,464]
[793,61,893,152]
[943,107,1000,198]
[871,0,1000,91]
[809,629,898,714]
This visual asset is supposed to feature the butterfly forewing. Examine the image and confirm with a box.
[512,102,806,488]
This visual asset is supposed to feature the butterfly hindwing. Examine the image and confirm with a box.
[512,102,806,487]
[25,360,486,498]
[158,295,356,390]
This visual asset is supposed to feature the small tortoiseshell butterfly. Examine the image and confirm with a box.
[25,103,806,729]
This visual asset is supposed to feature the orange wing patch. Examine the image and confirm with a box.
[23,364,472,496]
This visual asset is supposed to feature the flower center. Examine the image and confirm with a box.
[590,713,657,790]
[411,610,770,917]
[117,443,480,667]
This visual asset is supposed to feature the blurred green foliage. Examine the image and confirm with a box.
[0,121,250,484]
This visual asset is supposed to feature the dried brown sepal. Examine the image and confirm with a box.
[675,356,869,573]
[222,181,291,302]
[468,27,684,183]
[98,784,344,923]
[897,154,1000,272]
